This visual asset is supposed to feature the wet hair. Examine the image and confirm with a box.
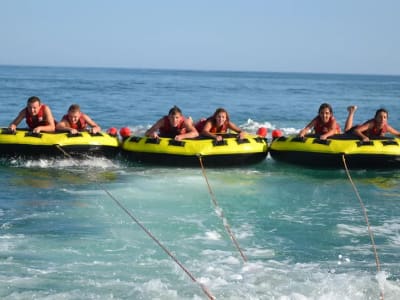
[212,107,230,123]
[68,104,81,113]
[375,108,388,119]
[27,96,41,105]
[168,105,182,116]
[318,103,333,114]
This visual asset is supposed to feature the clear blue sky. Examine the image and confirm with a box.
[1,0,399,75]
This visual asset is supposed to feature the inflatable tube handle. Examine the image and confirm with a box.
[67,132,83,138]
[312,138,331,146]
[276,136,287,142]
[25,131,43,138]
[381,140,399,146]
[145,137,161,145]
[254,137,267,143]
[168,140,186,147]
[291,136,306,143]
[128,136,142,143]
[236,138,250,145]
[89,132,103,137]
[357,141,374,147]
[1,128,16,135]
[213,140,228,146]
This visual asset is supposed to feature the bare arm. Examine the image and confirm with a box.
[319,121,338,140]
[145,118,164,138]
[228,121,245,139]
[8,109,26,132]
[386,124,400,137]
[83,113,101,133]
[353,122,371,142]
[201,120,220,140]
[299,119,315,138]
[33,106,55,133]
[175,119,199,141]
[55,118,70,131]
[55,118,79,134]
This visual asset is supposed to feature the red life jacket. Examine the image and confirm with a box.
[61,114,87,131]
[313,116,341,135]
[364,119,388,137]
[195,119,208,132]
[25,104,49,129]
[209,120,228,133]
[159,116,187,138]
[195,117,228,133]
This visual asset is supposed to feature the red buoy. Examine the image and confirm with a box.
[119,127,131,138]
[257,127,267,137]
[107,127,118,136]
[272,129,283,139]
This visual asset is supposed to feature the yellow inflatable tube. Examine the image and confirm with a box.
[121,133,268,167]
[269,134,400,169]
[0,128,119,158]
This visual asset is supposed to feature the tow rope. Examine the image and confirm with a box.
[342,154,384,300]
[198,155,247,262]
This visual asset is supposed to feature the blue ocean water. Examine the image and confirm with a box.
[1,65,400,299]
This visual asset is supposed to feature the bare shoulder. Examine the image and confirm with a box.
[151,117,164,128]
[44,105,54,114]
[82,113,91,120]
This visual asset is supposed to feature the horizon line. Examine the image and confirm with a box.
[0,63,399,77]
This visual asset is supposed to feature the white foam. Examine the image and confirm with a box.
[205,231,222,240]
[337,223,369,236]
[142,278,178,297]
[10,156,119,170]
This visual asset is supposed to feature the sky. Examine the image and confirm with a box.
[1,0,399,75]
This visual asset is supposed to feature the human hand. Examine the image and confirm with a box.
[149,132,159,139]
[319,134,327,140]
[90,126,100,134]
[9,124,16,132]
[33,127,41,134]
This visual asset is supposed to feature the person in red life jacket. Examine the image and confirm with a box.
[196,108,245,141]
[9,96,56,133]
[56,104,101,134]
[345,107,400,142]
[145,105,199,141]
[299,103,341,140]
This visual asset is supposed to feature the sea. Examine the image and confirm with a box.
[0,65,400,299]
